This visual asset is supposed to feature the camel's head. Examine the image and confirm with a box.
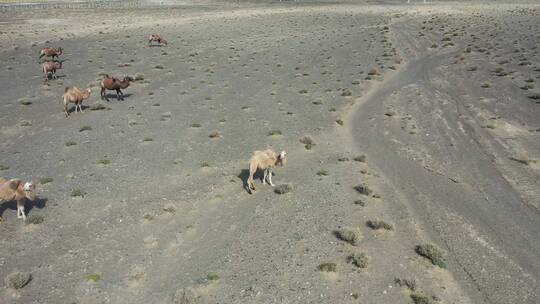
[22,182,36,201]
[276,150,287,167]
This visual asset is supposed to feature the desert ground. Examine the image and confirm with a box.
[0,1,539,303]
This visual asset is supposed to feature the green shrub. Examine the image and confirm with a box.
[415,244,446,268]
[318,262,336,272]
[348,253,369,268]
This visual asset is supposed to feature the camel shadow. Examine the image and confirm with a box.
[102,93,132,101]
[0,197,47,219]
[66,104,89,114]
[238,169,271,193]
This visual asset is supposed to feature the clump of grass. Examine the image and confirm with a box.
[354,199,366,206]
[163,205,176,214]
[341,89,352,96]
[317,169,329,176]
[206,272,219,281]
[143,138,154,142]
[134,73,145,81]
[191,123,201,128]
[528,94,540,101]
[85,274,101,282]
[154,65,164,69]
[143,214,154,221]
[208,131,221,138]
[367,69,379,76]
[268,130,282,136]
[366,220,393,230]
[353,155,366,162]
[336,119,344,126]
[65,141,77,147]
[5,271,32,289]
[20,99,32,106]
[394,278,417,291]
[415,244,446,268]
[354,184,372,195]
[334,229,359,246]
[71,189,85,198]
[25,214,44,225]
[338,157,349,162]
[318,262,336,272]
[174,288,196,304]
[274,184,293,194]
[39,177,53,184]
[201,162,210,167]
[20,120,32,127]
[411,293,432,304]
[300,136,315,149]
[96,159,111,165]
[79,126,92,132]
[348,253,369,268]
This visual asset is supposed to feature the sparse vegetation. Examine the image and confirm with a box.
[395,278,417,291]
[354,155,366,162]
[338,157,349,162]
[300,136,315,149]
[79,126,92,132]
[65,141,77,147]
[415,244,446,268]
[25,214,44,225]
[354,184,372,195]
[317,169,329,176]
[208,131,221,138]
[96,159,111,165]
[411,293,432,304]
[366,220,393,230]
[354,199,366,206]
[268,130,282,136]
[334,228,359,246]
[274,184,293,194]
[5,271,32,289]
[318,262,336,272]
[201,162,210,167]
[174,288,196,304]
[0,164,10,170]
[191,123,201,128]
[163,205,176,214]
[207,272,219,281]
[40,177,53,184]
[85,274,101,282]
[143,138,154,142]
[348,253,369,268]
[71,189,85,198]
[336,119,344,126]
[367,68,379,75]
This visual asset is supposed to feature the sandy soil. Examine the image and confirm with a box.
[0,1,539,304]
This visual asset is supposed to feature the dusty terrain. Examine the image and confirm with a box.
[0,1,539,304]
